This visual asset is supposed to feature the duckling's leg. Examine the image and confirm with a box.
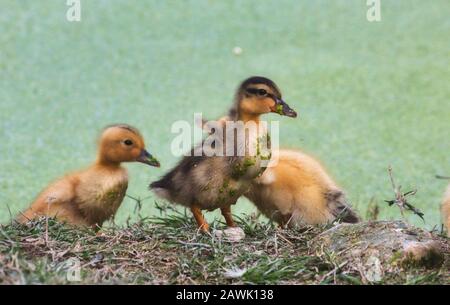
[220,206,236,227]
[191,205,209,232]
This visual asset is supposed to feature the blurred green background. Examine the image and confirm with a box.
[0,0,449,229]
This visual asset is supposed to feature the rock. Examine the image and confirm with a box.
[215,227,246,243]
[311,220,449,282]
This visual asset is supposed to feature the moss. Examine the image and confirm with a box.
[260,151,272,161]
[389,250,404,267]
[256,138,261,156]
[218,179,236,200]
[256,134,272,161]
[232,157,256,179]
[276,104,283,115]
[149,156,159,164]
[222,179,229,189]
[106,191,118,199]
[243,158,256,167]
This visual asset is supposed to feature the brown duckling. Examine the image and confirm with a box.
[442,184,450,236]
[150,76,297,232]
[245,149,360,227]
[17,124,160,228]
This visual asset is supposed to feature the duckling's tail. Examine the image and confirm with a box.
[326,190,360,223]
[149,179,172,201]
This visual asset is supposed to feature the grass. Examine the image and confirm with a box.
[1,206,448,285]
[0,0,449,229]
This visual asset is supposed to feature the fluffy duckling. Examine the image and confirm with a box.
[245,149,360,227]
[441,184,450,236]
[198,117,359,227]
[18,124,160,228]
[150,76,297,232]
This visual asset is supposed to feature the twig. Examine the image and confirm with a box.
[45,201,51,247]
[320,260,348,283]
[177,241,212,248]
[276,233,294,246]
[385,166,424,221]
[435,175,450,180]
[6,204,13,226]
[273,232,278,256]
[126,194,152,214]
[366,197,379,221]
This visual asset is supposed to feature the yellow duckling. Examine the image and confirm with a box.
[17,124,160,228]
[245,149,360,227]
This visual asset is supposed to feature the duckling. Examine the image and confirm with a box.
[245,149,360,227]
[150,76,297,232]
[197,116,359,227]
[17,124,160,228]
[441,184,450,236]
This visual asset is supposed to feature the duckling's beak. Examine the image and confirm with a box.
[271,98,298,118]
[137,149,160,167]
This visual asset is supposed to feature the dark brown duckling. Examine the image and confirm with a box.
[150,76,297,232]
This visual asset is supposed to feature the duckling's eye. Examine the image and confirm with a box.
[124,139,133,146]
[246,88,268,97]
[257,89,267,96]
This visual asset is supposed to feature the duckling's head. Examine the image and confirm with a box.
[97,124,160,167]
[229,76,297,120]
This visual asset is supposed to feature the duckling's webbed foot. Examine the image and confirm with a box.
[190,205,209,233]
[220,206,236,227]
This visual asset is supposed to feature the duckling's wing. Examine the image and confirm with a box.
[325,190,360,223]
[18,177,78,223]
